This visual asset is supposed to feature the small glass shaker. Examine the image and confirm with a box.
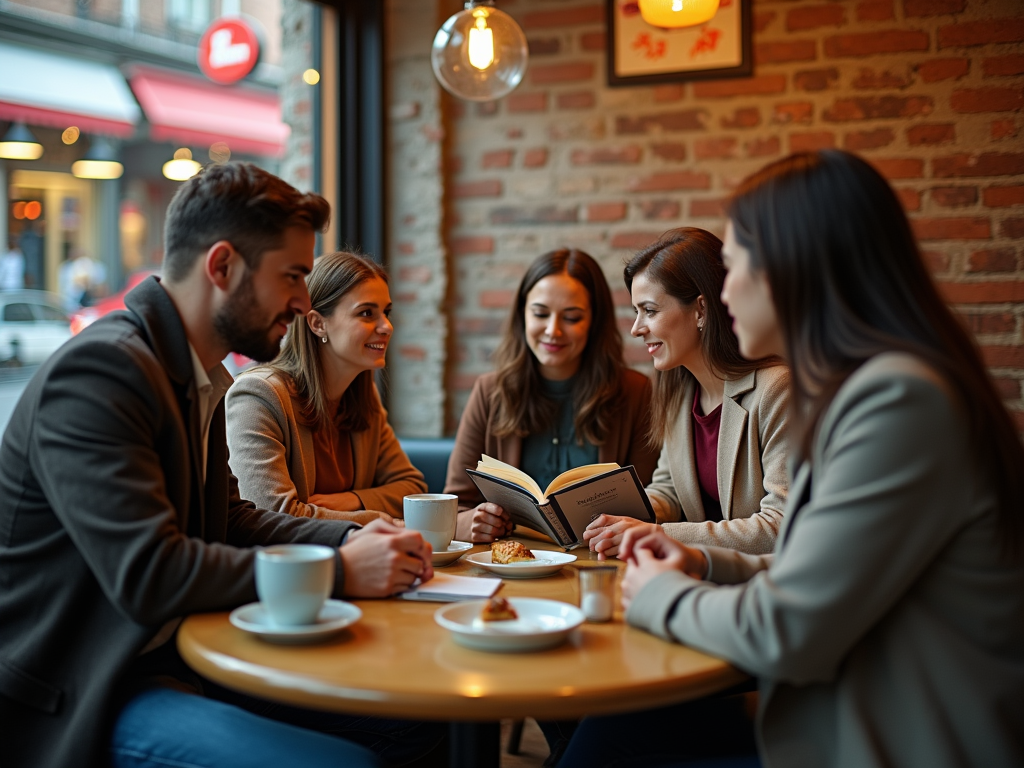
[579,566,617,622]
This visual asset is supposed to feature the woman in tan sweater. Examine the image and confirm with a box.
[226,252,425,523]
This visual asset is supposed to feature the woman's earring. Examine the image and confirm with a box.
[697,321,704,333]
[321,335,328,344]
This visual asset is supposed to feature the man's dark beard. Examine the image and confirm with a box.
[212,272,296,363]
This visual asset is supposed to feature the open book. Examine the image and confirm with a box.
[466,456,656,549]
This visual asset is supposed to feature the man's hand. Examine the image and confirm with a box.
[340,520,434,597]
[455,503,512,543]
[620,528,708,610]
[583,515,659,560]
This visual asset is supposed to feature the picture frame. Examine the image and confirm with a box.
[606,0,753,87]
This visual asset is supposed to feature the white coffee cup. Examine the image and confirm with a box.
[255,544,335,626]
[403,493,458,552]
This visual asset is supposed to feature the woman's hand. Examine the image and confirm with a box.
[456,503,512,543]
[620,528,708,610]
[583,515,659,560]
[308,491,363,512]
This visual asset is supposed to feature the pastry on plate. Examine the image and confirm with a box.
[491,540,536,564]
[479,596,518,622]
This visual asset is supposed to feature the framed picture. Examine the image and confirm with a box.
[607,0,753,87]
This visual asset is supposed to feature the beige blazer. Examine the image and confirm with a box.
[647,365,789,554]
[226,369,426,519]
[627,353,1024,768]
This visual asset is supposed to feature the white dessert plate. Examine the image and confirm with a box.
[434,597,584,652]
[432,540,473,567]
[230,599,362,644]
[464,550,576,578]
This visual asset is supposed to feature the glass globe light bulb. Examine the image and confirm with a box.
[431,1,528,102]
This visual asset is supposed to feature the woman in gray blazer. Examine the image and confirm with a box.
[561,152,1024,768]
[586,228,789,557]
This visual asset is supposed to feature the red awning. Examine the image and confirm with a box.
[129,67,289,158]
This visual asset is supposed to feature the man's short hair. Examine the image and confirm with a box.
[163,162,330,282]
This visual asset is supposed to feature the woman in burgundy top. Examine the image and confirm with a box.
[585,228,790,557]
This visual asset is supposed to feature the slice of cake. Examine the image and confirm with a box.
[479,596,518,622]
[491,540,536,564]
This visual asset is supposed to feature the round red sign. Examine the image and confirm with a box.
[198,17,261,85]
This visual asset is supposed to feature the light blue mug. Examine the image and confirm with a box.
[255,544,335,626]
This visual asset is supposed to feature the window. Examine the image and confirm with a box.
[3,304,34,323]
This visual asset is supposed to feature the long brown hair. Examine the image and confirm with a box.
[491,249,624,444]
[728,150,1024,560]
[257,251,389,432]
[624,227,774,446]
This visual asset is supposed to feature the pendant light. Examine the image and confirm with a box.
[162,148,202,181]
[0,122,44,160]
[72,137,123,180]
[431,1,528,102]
[638,0,720,28]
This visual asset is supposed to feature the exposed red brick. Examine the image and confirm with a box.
[747,136,782,158]
[917,57,970,83]
[638,200,682,220]
[823,95,933,121]
[991,120,1018,140]
[897,188,923,212]
[455,317,504,336]
[790,131,836,152]
[449,373,480,393]
[693,75,787,98]
[695,137,738,160]
[392,291,417,304]
[396,241,415,256]
[398,345,427,362]
[1001,218,1024,238]
[616,110,707,134]
[852,68,912,89]
[982,55,1024,78]
[507,128,524,139]
[531,62,595,85]
[653,84,685,103]
[612,288,632,308]
[795,67,840,92]
[585,202,628,222]
[397,266,431,284]
[521,5,604,28]
[557,91,596,110]
[942,282,1024,304]
[755,10,777,33]
[756,41,817,65]
[528,38,561,56]
[857,0,894,21]
[479,289,515,309]
[721,107,761,129]
[933,153,1024,177]
[980,345,1024,368]
[627,171,712,192]
[993,377,1022,400]
[475,100,498,117]
[690,198,729,218]
[968,248,1018,272]
[931,186,979,207]
[451,236,495,256]
[950,88,1024,114]
[788,4,846,31]
[872,158,925,179]
[481,149,514,169]
[907,124,956,146]
[825,30,930,58]
[490,206,577,225]
[571,146,642,165]
[651,142,687,162]
[921,249,951,273]
[507,92,548,113]
[938,19,1024,49]
[904,0,966,17]
[913,217,992,240]
[523,148,548,168]
[964,312,1016,335]
[580,31,606,52]
[844,128,896,150]
[983,186,1024,207]
[773,102,814,125]
[611,231,664,249]
[452,180,502,198]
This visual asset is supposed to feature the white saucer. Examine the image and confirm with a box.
[230,599,362,644]
[432,540,473,567]
[435,597,584,652]
[464,550,576,579]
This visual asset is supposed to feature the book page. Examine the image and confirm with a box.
[544,462,620,497]
[548,466,656,544]
[476,455,544,502]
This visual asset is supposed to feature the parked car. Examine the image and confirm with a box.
[0,290,72,364]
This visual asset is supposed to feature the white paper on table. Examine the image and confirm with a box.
[396,572,502,602]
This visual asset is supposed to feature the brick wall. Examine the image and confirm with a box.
[385,0,1024,436]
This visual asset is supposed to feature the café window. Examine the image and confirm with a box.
[167,0,210,32]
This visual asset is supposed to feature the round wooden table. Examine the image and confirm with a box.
[178,536,747,767]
